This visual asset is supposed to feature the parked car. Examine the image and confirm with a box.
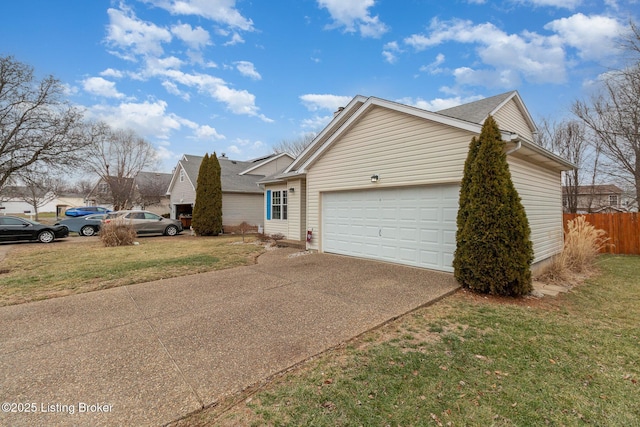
[0,216,69,243]
[104,210,183,236]
[64,206,111,217]
[56,214,107,236]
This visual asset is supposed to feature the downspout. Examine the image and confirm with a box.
[505,136,521,155]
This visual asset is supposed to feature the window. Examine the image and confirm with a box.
[609,195,618,206]
[271,190,288,220]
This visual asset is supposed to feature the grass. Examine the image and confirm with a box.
[180,255,640,426]
[0,235,264,306]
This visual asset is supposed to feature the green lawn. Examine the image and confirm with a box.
[189,255,639,426]
[0,235,264,306]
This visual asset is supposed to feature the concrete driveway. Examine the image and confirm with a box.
[0,247,459,426]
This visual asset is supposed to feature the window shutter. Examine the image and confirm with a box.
[266,190,271,220]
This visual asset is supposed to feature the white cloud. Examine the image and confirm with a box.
[545,13,624,61]
[100,68,124,78]
[87,100,195,140]
[404,18,567,85]
[82,77,126,99]
[106,7,172,59]
[161,80,190,100]
[171,23,211,49]
[317,0,389,38]
[419,53,446,74]
[301,114,334,130]
[382,41,401,64]
[131,64,270,121]
[223,32,245,46]
[142,0,254,31]
[299,94,353,111]
[453,67,521,88]
[235,61,262,80]
[397,95,484,111]
[225,139,266,159]
[194,124,225,140]
[519,0,583,9]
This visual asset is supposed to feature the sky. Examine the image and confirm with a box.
[2,0,637,173]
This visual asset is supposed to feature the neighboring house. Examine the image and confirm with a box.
[167,153,294,229]
[260,91,574,274]
[0,186,85,217]
[563,184,627,213]
[86,172,173,215]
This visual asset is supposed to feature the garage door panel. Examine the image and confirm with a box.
[322,185,459,272]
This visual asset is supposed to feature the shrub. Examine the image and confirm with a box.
[235,221,257,242]
[453,115,533,296]
[100,218,137,247]
[542,216,609,281]
[192,153,223,236]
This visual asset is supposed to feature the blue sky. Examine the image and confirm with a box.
[2,0,637,172]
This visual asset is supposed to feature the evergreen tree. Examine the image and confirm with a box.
[192,153,223,236]
[210,152,223,234]
[453,116,533,296]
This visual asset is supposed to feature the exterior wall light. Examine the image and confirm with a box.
[289,187,295,193]
[371,174,379,183]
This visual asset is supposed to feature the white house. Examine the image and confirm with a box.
[260,92,574,274]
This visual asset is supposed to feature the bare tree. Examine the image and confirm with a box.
[536,118,601,213]
[0,55,87,190]
[84,122,159,211]
[572,21,640,209]
[12,166,63,220]
[272,133,316,157]
[133,172,171,209]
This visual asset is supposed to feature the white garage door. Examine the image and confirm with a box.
[322,185,459,272]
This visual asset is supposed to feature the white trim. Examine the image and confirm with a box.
[487,91,537,134]
[239,152,293,175]
[284,95,368,173]
[296,97,515,173]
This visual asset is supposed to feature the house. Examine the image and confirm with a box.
[85,172,173,215]
[167,153,294,229]
[0,186,84,217]
[260,91,574,274]
[562,184,627,213]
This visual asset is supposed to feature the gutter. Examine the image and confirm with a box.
[505,136,522,155]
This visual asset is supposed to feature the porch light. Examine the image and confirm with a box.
[370,174,379,183]
[289,187,295,193]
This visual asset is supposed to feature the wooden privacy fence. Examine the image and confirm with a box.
[563,213,640,255]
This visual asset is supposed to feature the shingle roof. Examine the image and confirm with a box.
[179,155,265,194]
[563,184,624,195]
[436,91,516,124]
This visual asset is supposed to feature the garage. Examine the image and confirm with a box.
[322,184,459,272]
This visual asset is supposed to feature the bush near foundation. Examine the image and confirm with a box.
[453,115,534,296]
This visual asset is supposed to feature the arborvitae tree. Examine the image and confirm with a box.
[210,152,223,234]
[453,116,533,296]
[192,153,223,236]
[453,136,481,277]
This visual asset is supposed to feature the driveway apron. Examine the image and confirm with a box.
[0,247,459,426]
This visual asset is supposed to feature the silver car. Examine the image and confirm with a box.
[104,210,183,236]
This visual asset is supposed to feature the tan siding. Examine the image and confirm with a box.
[306,106,474,251]
[264,184,289,236]
[222,193,263,228]
[247,156,293,176]
[508,156,564,263]
[493,99,534,140]
[300,180,307,241]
